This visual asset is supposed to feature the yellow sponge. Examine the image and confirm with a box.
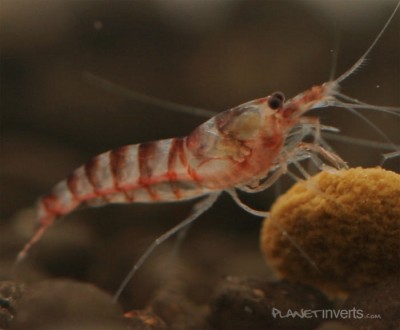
[260,167,400,297]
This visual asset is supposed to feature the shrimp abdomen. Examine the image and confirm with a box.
[16,137,208,263]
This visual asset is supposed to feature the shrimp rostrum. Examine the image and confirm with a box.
[16,2,400,301]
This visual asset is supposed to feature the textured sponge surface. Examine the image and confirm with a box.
[261,167,400,297]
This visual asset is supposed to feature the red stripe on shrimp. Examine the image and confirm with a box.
[177,137,188,167]
[84,156,110,202]
[66,172,84,202]
[109,146,134,202]
[40,194,62,219]
[138,142,160,201]
[167,138,183,199]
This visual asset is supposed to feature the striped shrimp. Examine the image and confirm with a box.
[15,1,400,302]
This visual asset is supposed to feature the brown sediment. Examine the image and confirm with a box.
[209,276,331,330]
[260,167,400,297]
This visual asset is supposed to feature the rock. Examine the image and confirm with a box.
[149,285,210,330]
[209,276,331,330]
[0,281,26,329]
[0,306,12,329]
[316,321,355,330]
[124,310,167,330]
[12,279,124,329]
[342,276,400,330]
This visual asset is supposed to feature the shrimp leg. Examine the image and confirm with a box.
[225,189,269,217]
[296,142,348,170]
[238,164,288,194]
[112,192,220,303]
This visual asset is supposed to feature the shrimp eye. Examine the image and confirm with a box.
[268,91,285,110]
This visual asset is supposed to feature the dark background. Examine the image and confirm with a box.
[1,0,399,308]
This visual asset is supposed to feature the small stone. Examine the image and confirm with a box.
[343,276,400,330]
[0,307,13,329]
[13,279,124,329]
[209,276,332,330]
[149,286,210,330]
[0,281,26,309]
[316,320,355,330]
[0,281,26,329]
[124,310,167,330]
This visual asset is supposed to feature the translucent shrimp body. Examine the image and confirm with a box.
[15,1,400,303]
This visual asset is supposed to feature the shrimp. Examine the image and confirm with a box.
[15,1,400,302]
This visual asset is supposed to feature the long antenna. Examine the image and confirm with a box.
[335,1,400,84]
[83,72,216,118]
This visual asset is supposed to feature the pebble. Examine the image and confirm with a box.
[209,276,332,330]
